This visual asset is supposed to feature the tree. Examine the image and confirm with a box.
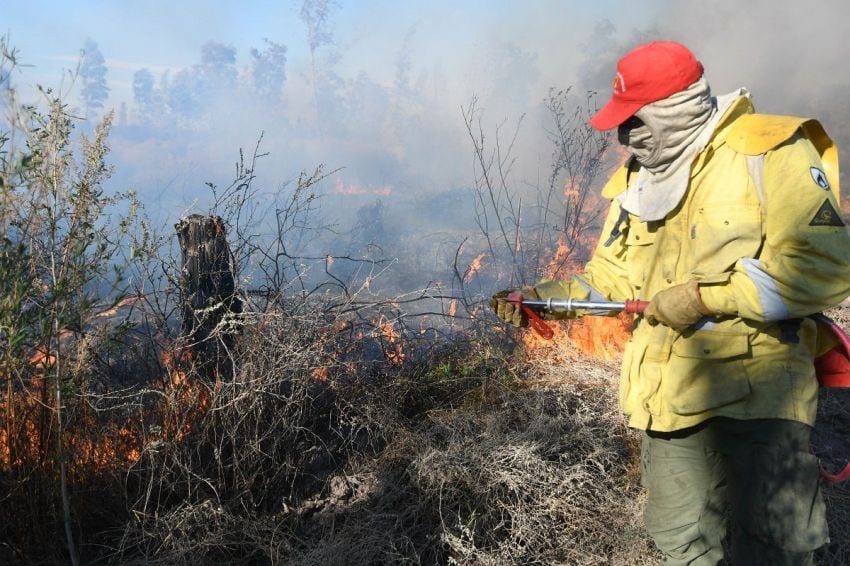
[165,67,202,121]
[300,0,338,55]
[250,39,288,104]
[132,68,161,125]
[79,39,109,119]
[299,0,339,135]
[162,40,237,126]
[480,40,539,119]
[1,36,142,563]
[199,40,237,92]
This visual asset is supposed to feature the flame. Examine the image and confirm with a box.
[567,314,632,360]
[2,311,344,479]
[521,317,570,352]
[0,369,144,472]
[160,349,191,387]
[542,166,614,279]
[94,295,140,319]
[158,347,213,443]
[464,252,486,284]
[543,237,580,279]
[448,299,458,319]
[520,314,632,365]
[27,328,76,368]
[310,367,329,382]
[531,154,636,363]
[29,346,56,368]
[333,178,393,196]
[0,376,50,468]
[376,317,405,366]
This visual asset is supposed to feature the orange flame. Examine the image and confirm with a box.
[0,368,144,472]
[159,347,214,439]
[28,346,56,368]
[566,315,631,360]
[520,314,632,364]
[94,295,140,319]
[376,318,405,366]
[543,237,579,279]
[531,155,635,362]
[464,252,486,284]
[310,367,329,382]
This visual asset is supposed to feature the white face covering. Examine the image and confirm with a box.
[616,78,745,221]
[619,76,714,174]
[618,119,655,166]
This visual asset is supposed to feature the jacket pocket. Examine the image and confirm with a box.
[665,329,752,415]
[625,221,656,289]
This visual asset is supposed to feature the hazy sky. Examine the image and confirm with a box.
[8,1,848,100]
[5,1,654,102]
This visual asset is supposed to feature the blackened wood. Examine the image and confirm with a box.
[175,214,242,381]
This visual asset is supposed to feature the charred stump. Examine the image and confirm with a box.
[175,214,242,381]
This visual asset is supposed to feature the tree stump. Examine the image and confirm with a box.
[175,214,242,381]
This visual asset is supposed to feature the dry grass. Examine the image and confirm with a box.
[94,303,657,565]
[411,384,654,565]
[4,302,850,565]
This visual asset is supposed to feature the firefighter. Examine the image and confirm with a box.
[492,41,850,564]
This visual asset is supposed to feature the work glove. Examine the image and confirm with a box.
[490,286,539,327]
[644,280,711,332]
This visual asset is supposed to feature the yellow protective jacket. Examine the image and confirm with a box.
[537,96,850,432]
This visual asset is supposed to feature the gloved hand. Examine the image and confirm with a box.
[644,280,710,331]
[490,286,539,327]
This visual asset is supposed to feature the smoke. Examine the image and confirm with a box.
[6,0,850,292]
[653,0,850,115]
[644,0,850,194]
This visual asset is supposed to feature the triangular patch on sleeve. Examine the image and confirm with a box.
[809,199,846,227]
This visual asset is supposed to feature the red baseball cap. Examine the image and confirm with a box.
[590,41,704,131]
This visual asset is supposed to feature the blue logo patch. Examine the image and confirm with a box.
[811,167,830,190]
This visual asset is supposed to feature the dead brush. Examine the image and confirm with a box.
[410,378,655,566]
[225,333,659,565]
[116,306,344,564]
[109,292,664,566]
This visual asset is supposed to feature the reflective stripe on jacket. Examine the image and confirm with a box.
[536,96,850,432]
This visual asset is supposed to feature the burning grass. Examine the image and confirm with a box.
[4,298,850,564]
[0,289,663,564]
[116,320,655,565]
